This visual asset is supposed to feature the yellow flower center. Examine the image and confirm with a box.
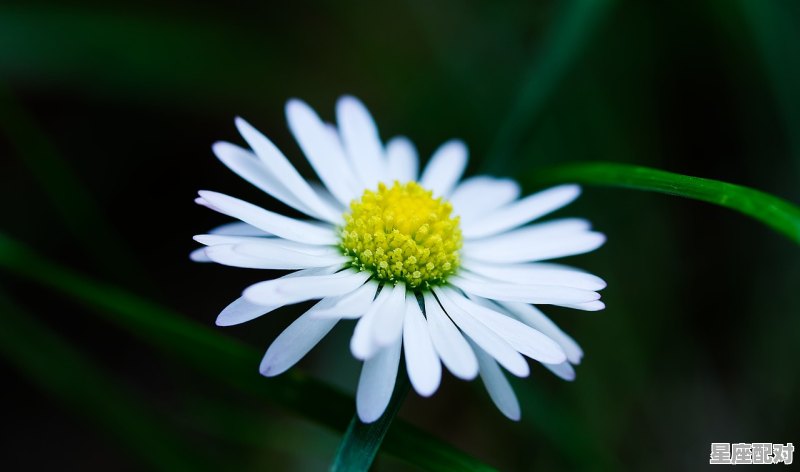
[340,181,462,289]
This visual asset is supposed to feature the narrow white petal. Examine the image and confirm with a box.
[446,291,567,365]
[449,176,520,223]
[356,336,402,423]
[212,141,322,219]
[403,294,441,396]
[544,361,576,381]
[558,300,606,311]
[216,296,280,327]
[308,281,379,319]
[464,231,606,264]
[216,267,334,326]
[385,136,418,183]
[195,234,335,254]
[243,269,369,306]
[204,244,285,269]
[197,191,337,245]
[498,301,584,364]
[435,289,529,377]
[208,221,270,236]
[286,99,361,205]
[462,260,606,291]
[351,287,392,360]
[450,277,600,305]
[200,237,343,270]
[371,283,407,347]
[336,96,387,189]
[259,304,339,377]
[462,184,582,238]
[235,117,341,222]
[423,292,478,380]
[189,248,211,262]
[472,341,521,421]
[310,182,346,212]
[419,140,468,197]
[233,242,347,269]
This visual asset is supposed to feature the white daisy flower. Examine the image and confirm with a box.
[192,96,606,423]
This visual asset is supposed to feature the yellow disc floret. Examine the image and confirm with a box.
[340,181,462,289]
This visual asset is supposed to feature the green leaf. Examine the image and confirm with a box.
[0,233,495,472]
[331,374,411,472]
[528,161,800,244]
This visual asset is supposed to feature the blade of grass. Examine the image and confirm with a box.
[528,161,800,244]
[331,373,411,472]
[483,0,615,173]
[0,233,495,472]
[0,289,209,471]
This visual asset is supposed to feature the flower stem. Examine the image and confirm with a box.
[330,372,411,472]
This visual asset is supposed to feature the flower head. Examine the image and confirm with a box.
[192,96,606,422]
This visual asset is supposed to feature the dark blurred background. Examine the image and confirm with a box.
[1,0,799,470]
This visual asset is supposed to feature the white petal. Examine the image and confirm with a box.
[212,142,322,220]
[423,292,478,380]
[235,117,341,222]
[371,283,407,348]
[356,335,402,423]
[446,291,567,365]
[243,269,369,306]
[464,231,606,264]
[286,99,361,205]
[197,191,337,245]
[462,260,606,291]
[259,304,339,377]
[461,184,582,238]
[192,234,324,251]
[385,136,418,183]
[310,182,346,212]
[216,296,280,327]
[189,248,211,262]
[544,361,576,381]
[199,238,343,270]
[336,96,387,189]
[233,242,347,269]
[498,301,584,364]
[435,289,529,377]
[351,287,392,360]
[209,221,270,236]
[419,140,468,197]
[216,267,334,326]
[308,281,379,319]
[204,245,283,269]
[450,277,600,305]
[403,294,441,396]
[473,342,521,421]
[450,176,520,224]
[559,300,606,311]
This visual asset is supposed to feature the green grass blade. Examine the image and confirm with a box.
[484,0,615,173]
[528,161,800,244]
[331,374,410,472]
[0,289,209,471]
[0,233,494,471]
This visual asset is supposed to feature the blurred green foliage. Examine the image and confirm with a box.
[1,0,799,470]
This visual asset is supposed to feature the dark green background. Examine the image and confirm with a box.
[1,0,798,470]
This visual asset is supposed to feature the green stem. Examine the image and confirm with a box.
[331,373,411,472]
